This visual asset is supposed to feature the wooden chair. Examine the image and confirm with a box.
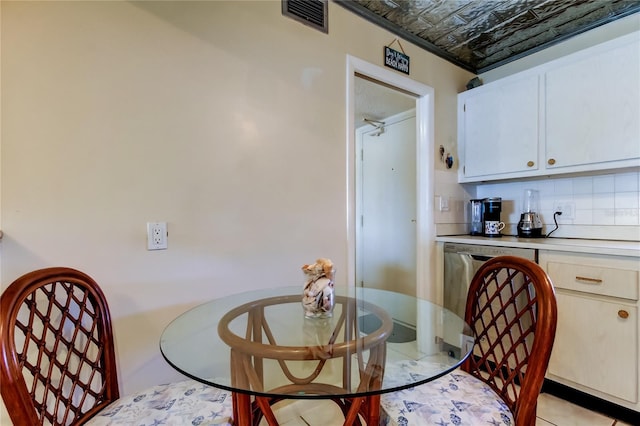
[381,255,558,426]
[0,267,233,425]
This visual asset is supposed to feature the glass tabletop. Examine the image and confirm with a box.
[160,286,473,399]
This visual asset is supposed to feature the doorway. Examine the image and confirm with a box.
[346,55,436,302]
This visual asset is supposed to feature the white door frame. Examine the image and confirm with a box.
[346,55,436,301]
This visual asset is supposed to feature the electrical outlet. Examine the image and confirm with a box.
[555,201,575,220]
[147,222,167,250]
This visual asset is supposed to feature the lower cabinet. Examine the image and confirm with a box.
[538,250,640,411]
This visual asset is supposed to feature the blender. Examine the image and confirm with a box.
[517,189,543,238]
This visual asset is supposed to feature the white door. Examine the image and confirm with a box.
[358,113,416,296]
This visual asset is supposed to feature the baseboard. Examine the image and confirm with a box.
[542,379,640,424]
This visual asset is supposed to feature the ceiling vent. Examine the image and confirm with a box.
[282,0,328,33]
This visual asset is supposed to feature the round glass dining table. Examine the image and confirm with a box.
[160,286,473,426]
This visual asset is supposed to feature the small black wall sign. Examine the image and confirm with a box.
[384,46,410,74]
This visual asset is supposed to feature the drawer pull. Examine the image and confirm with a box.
[575,276,603,284]
[547,158,556,165]
[618,310,629,319]
[527,161,535,167]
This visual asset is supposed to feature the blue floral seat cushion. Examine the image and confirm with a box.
[87,379,234,426]
[380,369,514,426]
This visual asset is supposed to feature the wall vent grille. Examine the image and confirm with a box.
[282,0,328,33]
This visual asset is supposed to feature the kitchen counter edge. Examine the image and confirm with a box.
[435,235,640,258]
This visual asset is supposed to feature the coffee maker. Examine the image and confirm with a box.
[483,197,504,237]
[517,189,543,238]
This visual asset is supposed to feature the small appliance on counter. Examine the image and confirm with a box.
[483,197,504,237]
[517,189,543,238]
[469,199,484,236]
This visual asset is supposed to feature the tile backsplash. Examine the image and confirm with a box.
[435,170,640,241]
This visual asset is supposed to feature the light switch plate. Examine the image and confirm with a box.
[438,196,450,212]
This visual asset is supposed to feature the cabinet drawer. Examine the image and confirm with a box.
[547,261,638,300]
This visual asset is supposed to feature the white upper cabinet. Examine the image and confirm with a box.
[458,32,640,183]
[545,37,640,170]
[459,74,539,180]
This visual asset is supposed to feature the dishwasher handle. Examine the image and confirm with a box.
[456,252,495,262]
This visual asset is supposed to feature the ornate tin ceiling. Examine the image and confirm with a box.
[336,0,640,73]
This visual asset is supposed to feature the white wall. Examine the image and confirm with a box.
[0,1,471,421]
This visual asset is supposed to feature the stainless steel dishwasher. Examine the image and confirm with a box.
[442,242,537,357]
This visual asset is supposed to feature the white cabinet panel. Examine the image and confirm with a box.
[545,38,640,169]
[459,74,539,180]
[548,291,638,403]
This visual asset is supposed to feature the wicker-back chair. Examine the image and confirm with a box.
[1,267,233,425]
[381,255,558,426]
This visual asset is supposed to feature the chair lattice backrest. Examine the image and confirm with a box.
[1,267,119,426]
[462,256,557,426]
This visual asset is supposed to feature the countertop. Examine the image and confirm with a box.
[435,235,640,257]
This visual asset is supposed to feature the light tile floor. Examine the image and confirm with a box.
[261,394,633,425]
[535,392,633,426]
[258,339,635,425]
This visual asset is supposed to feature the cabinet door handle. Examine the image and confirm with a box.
[527,161,535,167]
[575,276,603,284]
[548,158,556,165]
[618,310,629,319]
